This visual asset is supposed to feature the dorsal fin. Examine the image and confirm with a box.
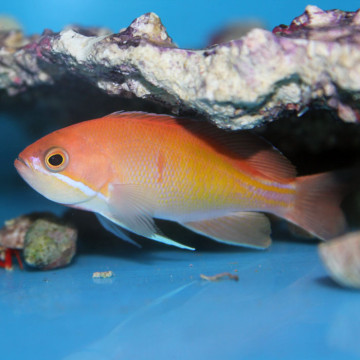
[104,111,296,181]
[229,132,296,181]
[104,111,180,125]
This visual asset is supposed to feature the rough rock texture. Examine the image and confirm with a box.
[0,215,33,249]
[0,213,77,270]
[319,231,360,289]
[23,218,77,270]
[0,212,54,249]
[0,6,360,129]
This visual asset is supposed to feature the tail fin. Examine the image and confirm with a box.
[285,168,358,240]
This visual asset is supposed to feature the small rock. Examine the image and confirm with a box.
[23,218,77,270]
[319,231,360,289]
[0,212,53,249]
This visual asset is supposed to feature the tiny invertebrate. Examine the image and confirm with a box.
[0,214,35,270]
[0,247,23,270]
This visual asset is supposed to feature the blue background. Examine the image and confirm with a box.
[1,1,360,360]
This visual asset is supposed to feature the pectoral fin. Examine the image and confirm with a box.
[105,183,194,250]
[182,212,272,249]
[108,183,159,239]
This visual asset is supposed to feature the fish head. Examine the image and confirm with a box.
[15,126,111,207]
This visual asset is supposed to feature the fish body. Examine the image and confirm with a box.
[15,112,347,249]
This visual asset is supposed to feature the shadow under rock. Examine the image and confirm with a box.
[0,74,182,137]
[315,276,350,291]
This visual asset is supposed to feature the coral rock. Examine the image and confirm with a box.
[0,213,77,270]
[23,218,77,270]
[319,231,360,289]
[0,214,43,249]
[0,7,360,128]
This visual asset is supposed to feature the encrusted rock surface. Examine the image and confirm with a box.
[0,6,359,129]
[0,213,77,270]
[0,213,53,249]
[23,218,77,270]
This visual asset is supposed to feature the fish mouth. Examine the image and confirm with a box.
[14,156,30,171]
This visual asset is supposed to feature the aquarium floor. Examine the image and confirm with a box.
[1,188,359,360]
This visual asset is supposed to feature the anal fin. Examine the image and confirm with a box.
[95,213,141,247]
[106,183,194,250]
[182,212,272,249]
[97,212,195,250]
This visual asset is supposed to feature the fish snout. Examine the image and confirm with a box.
[14,156,30,172]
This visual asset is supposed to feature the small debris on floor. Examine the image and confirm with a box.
[92,270,114,279]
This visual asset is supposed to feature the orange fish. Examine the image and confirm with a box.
[14,112,348,250]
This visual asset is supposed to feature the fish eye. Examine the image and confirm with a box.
[44,147,69,172]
